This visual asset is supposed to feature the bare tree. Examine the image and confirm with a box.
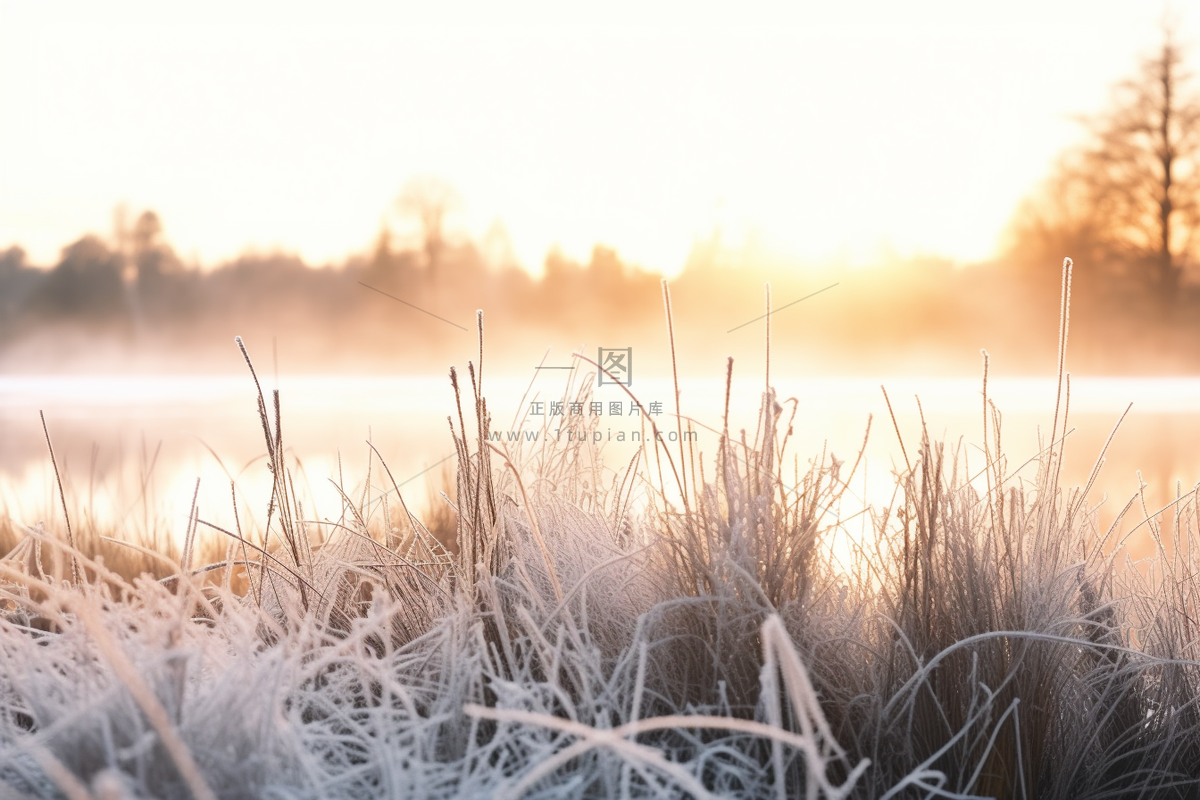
[1011,20,1200,305]
[395,176,462,270]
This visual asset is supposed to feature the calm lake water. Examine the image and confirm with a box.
[2,373,1198,559]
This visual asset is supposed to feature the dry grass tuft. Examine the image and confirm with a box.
[2,261,1200,798]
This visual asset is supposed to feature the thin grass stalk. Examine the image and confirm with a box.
[1047,257,1073,510]
[39,411,81,586]
[982,350,999,540]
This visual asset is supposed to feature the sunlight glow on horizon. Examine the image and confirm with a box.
[0,2,1188,275]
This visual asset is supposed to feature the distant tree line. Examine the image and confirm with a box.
[4,24,1200,375]
[1007,21,1200,311]
[0,205,670,372]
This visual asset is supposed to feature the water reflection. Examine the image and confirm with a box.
[2,374,1198,563]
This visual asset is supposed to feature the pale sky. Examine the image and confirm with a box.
[0,1,1191,274]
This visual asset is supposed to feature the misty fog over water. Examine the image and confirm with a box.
[4,373,1197,563]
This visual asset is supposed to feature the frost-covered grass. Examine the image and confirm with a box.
[4,270,1200,799]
